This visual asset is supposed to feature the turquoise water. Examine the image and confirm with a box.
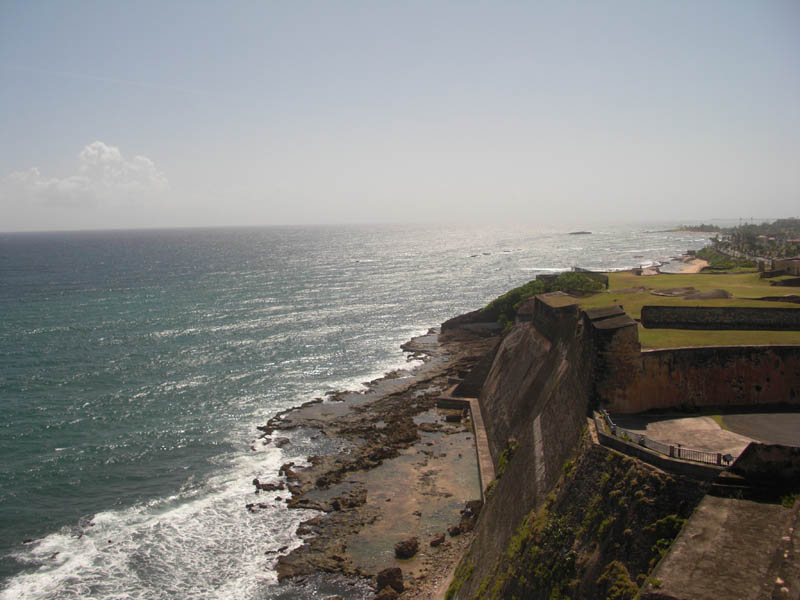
[0,224,708,599]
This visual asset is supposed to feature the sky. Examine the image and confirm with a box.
[1,0,798,232]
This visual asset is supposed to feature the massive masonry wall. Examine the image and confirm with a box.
[602,345,800,413]
[458,306,594,597]
[449,294,800,598]
[641,305,800,330]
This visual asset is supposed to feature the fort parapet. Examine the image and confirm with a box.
[641,305,800,330]
[531,293,800,413]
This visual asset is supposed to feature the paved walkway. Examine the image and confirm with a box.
[721,411,800,447]
[611,414,753,458]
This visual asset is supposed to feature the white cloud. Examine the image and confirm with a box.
[3,141,168,206]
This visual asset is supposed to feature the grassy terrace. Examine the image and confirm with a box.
[576,271,800,349]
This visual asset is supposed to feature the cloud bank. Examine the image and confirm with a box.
[4,141,168,207]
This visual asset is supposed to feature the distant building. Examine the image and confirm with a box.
[774,257,800,276]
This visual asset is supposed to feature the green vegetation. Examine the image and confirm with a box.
[484,479,497,499]
[496,438,519,478]
[708,414,728,430]
[676,224,722,232]
[780,493,799,508]
[575,270,800,348]
[709,217,800,260]
[696,247,756,271]
[596,561,638,600]
[455,433,703,600]
[445,561,475,600]
[485,272,604,328]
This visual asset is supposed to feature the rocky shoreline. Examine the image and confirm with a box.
[253,322,500,598]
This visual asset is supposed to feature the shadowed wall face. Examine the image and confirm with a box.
[602,346,800,413]
[641,305,800,330]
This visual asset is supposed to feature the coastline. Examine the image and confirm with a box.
[255,255,713,597]
[255,324,500,598]
[678,257,710,273]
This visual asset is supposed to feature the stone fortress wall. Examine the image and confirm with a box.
[641,305,800,330]
[524,295,800,413]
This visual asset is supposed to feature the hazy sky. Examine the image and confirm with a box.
[1,1,798,232]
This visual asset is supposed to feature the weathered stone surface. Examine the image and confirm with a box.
[457,499,483,533]
[730,442,800,488]
[606,345,800,413]
[430,533,445,547]
[330,488,367,511]
[376,567,404,592]
[641,496,793,600]
[394,537,419,559]
[374,586,399,600]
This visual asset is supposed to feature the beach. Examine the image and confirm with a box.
[679,257,710,273]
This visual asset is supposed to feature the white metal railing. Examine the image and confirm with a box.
[600,410,730,466]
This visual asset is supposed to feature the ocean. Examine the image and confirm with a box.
[0,224,710,599]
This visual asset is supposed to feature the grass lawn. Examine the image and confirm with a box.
[575,271,800,349]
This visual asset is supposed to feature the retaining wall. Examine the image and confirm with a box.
[595,426,723,481]
[641,305,800,330]
[462,305,594,595]
[603,345,800,413]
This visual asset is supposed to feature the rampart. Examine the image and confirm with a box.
[531,293,580,342]
[641,305,800,330]
[446,292,800,598]
[606,345,800,412]
[772,277,800,287]
[459,296,595,594]
[531,296,800,413]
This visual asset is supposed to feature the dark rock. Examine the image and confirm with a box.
[330,488,367,511]
[279,462,297,478]
[394,537,419,559]
[430,533,445,547]
[296,524,316,536]
[457,499,483,533]
[374,587,399,600]
[418,422,442,433]
[448,525,461,537]
[259,481,285,492]
[376,566,404,592]
[274,437,291,448]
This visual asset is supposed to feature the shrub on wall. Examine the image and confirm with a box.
[485,272,603,327]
